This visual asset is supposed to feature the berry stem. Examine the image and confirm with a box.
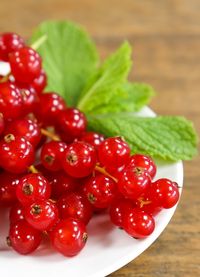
[0,74,9,83]
[95,165,118,183]
[28,165,39,174]
[41,128,60,141]
[31,35,47,51]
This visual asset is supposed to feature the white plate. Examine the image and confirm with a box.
[0,107,183,277]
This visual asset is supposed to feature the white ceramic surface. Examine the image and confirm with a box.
[0,107,183,277]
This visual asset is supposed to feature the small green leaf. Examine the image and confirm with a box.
[87,114,198,161]
[77,42,132,112]
[30,21,99,106]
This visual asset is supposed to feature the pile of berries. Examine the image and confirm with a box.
[0,32,180,257]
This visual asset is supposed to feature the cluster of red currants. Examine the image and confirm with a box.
[0,32,180,257]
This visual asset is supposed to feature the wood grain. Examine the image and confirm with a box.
[0,0,199,276]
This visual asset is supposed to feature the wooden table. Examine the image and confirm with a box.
[1,0,199,276]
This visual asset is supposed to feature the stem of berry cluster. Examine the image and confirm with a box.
[0,74,9,83]
[95,165,118,183]
[28,165,39,174]
[41,128,60,141]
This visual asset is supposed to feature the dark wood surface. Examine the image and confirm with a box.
[1,0,199,276]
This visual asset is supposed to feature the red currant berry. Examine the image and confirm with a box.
[40,141,67,171]
[50,218,87,257]
[149,178,180,209]
[24,200,59,231]
[9,46,42,83]
[36,92,67,126]
[8,219,42,254]
[128,154,157,179]
[0,32,24,61]
[4,118,41,147]
[16,173,51,206]
[19,86,39,116]
[57,192,93,225]
[118,167,151,200]
[123,208,155,239]
[0,134,34,173]
[62,141,97,178]
[80,132,104,149]
[98,137,131,170]
[135,194,162,216]
[83,174,117,208]
[31,69,47,94]
[0,82,23,120]
[9,202,25,224]
[0,172,22,206]
[0,113,5,135]
[109,198,134,228]
[56,108,87,143]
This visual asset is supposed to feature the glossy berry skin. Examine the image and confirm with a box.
[123,208,155,239]
[0,134,34,173]
[109,198,134,228]
[57,108,87,143]
[8,219,42,255]
[62,141,97,178]
[4,119,41,147]
[19,86,39,116]
[80,132,104,149]
[25,200,59,231]
[149,178,180,209]
[0,82,23,120]
[98,137,131,170]
[37,92,67,126]
[128,154,157,179]
[47,171,80,199]
[0,172,22,206]
[0,32,24,61]
[16,173,51,206]
[0,113,5,135]
[118,167,151,200]
[9,46,42,83]
[31,70,47,94]
[50,218,87,257]
[9,202,25,223]
[57,192,93,225]
[41,141,67,171]
[83,174,117,208]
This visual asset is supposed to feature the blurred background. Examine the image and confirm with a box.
[1,0,199,276]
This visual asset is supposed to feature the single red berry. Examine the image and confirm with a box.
[56,108,87,143]
[109,198,134,228]
[83,174,117,208]
[9,46,42,83]
[4,118,41,147]
[57,192,93,225]
[7,219,42,254]
[123,208,155,239]
[36,92,67,126]
[24,200,59,231]
[80,132,104,149]
[0,32,24,61]
[128,154,157,179]
[0,113,5,135]
[0,172,22,206]
[9,202,25,223]
[0,134,34,173]
[0,82,23,120]
[40,141,67,171]
[62,141,97,178]
[118,167,151,200]
[16,173,51,206]
[19,86,39,116]
[31,69,47,94]
[149,178,180,209]
[50,218,87,257]
[98,137,131,171]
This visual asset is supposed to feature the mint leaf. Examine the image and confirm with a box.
[77,42,132,113]
[87,114,198,161]
[90,82,155,114]
[30,21,99,106]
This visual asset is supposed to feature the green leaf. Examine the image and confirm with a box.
[30,21,99,106]
[77,42,132,113]
[90,82,155,114]
[87,114,198,161]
